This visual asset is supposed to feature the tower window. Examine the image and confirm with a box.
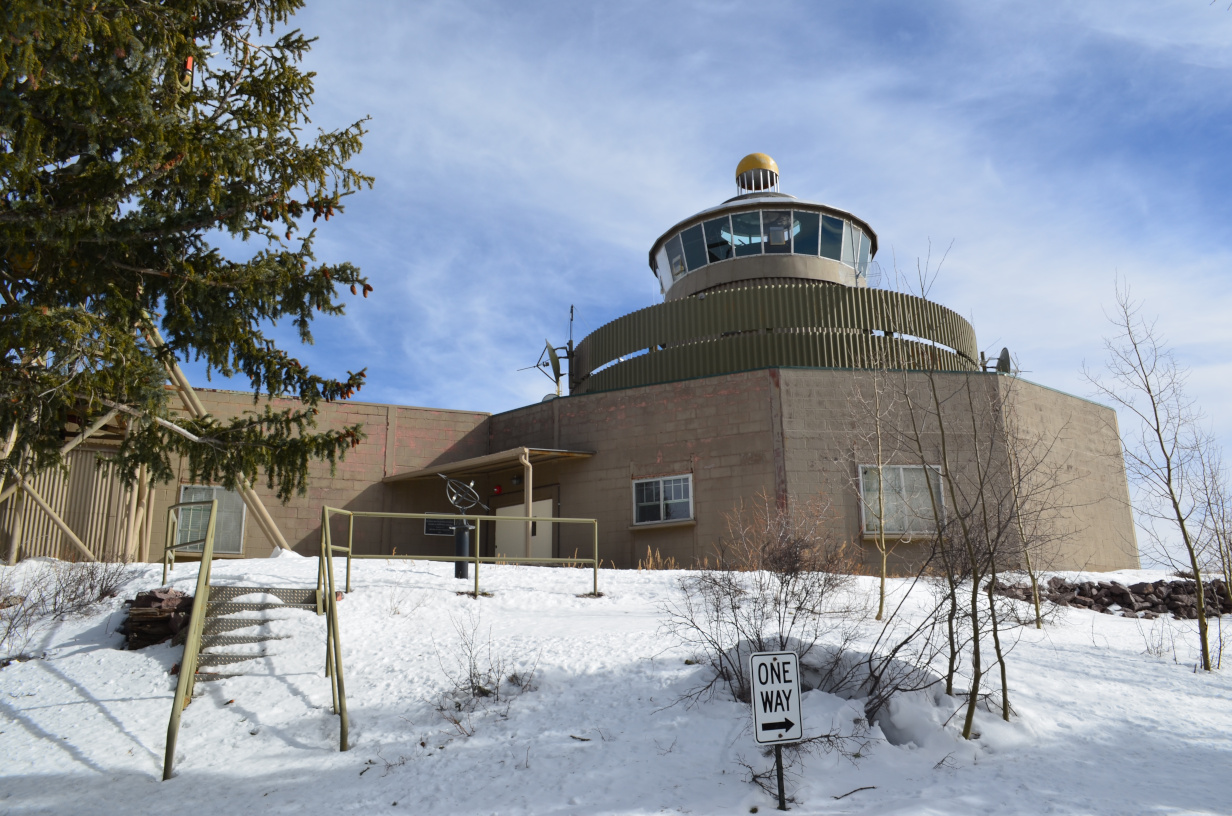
[681,224,709,272]
[665,234,687,281]
[704,216,735,262]
[731,211,764,257]
[819,215,844,260]
[792,211,820,256]
[762,210,792,254]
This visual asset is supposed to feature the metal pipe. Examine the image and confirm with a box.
[520,448,532,559]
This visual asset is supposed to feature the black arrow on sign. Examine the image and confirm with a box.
[761,718,794,732]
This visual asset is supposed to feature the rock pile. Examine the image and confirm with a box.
[994,576,1232,620]
[120,588,194,649]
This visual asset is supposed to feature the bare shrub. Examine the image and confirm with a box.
[432,607,539,737]
[1,559,135,660]
[663,493,865,704]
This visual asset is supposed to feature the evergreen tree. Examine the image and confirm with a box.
[1,0,373,501]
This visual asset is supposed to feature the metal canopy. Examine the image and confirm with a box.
[381,447,594,484]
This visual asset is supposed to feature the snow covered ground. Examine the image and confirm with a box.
[1,554,1230,815]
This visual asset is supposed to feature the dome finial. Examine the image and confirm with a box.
[735,153,779,193]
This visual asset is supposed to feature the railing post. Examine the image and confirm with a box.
[346,512,354,593]
[593,520,599,596]
[163,500,217,781]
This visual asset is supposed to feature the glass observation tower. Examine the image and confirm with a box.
[568,155,979,395]
[650,153,876,301]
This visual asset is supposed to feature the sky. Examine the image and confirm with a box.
[185,1,1232,454]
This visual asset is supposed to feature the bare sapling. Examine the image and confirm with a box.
[1085,283,1213,671]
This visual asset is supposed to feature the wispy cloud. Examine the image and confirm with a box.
[182,0,1232,454]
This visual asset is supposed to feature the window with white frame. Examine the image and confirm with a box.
[633,474,693,524]
[178,485,246,554]
[859,465,942,536]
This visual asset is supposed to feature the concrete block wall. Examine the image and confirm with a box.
[490,370,780,568]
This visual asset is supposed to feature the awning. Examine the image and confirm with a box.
[382,447,594,483]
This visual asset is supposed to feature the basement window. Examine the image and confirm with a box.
[633,475,693,524]
[177,485,246,554]
[859,465,942,536]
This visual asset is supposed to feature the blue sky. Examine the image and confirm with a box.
[186,0,1232,452]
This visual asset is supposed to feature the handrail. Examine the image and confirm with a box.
[314,507,600,753]
[317,508,601,599]
[161,499,218,781]
[161,499,222,586]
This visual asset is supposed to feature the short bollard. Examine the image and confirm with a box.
[453,521,472,579]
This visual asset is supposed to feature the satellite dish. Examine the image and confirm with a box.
[545,340,561,385]
[541,394,558,402]
[996,347,1012,374]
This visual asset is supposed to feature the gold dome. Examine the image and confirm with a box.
[735,153,780,193]
[735,153,779,178]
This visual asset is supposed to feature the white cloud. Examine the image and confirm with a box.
[181,0,1232,460]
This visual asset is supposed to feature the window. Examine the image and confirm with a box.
[731,211,764,257]
[665,234,687,280]
[178,485,246,554]
[859,465,942,536]
[841,221,855,266]
[681,224,709,272]
[704,216,734,262]
[819,214,844,260]
[856,230,871,278]
[633,475,693,524]
[792,211,819,256]
[762,210,792,254]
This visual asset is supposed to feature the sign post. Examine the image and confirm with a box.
[750,651,803,811]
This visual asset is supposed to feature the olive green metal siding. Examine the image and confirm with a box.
[571,283,979,395]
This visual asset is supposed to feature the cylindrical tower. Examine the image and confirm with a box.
[569,155,978,395]
[650,152,877,301]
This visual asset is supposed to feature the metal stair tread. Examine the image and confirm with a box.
[206,600,316,616]
[198,652,271,667]
[201,634,289,648]
[207,585,317,605]
[202,617,278,635]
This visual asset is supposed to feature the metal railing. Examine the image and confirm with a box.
[314,508,600,752]
[160,499,218,781]
[317,508,601,601]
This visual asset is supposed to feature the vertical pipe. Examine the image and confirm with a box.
[520,449,533,559]
[593,520,599,596]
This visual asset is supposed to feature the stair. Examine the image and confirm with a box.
[192,585,318,684]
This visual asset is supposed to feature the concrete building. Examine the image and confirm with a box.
[1,155,1139,573]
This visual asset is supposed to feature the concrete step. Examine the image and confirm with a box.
[209,585,317,605]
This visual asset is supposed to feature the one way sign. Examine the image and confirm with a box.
[750,651,803,745]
